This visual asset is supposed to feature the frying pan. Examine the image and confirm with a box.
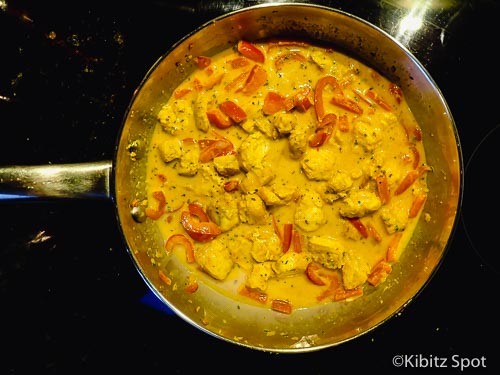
[0,3,462,352]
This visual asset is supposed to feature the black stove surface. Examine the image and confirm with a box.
[1,0,498,373]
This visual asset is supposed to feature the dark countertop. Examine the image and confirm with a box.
[1,0,499,373]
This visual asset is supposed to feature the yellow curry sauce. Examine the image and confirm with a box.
[143,40,430,313]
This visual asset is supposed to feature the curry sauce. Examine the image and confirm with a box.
[143,40,430,313]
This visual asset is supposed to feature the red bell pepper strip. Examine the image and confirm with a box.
[223,180,239,192]
[292,86,313,112]
[394,165,431,195]
[184,277,199,293]
[238,285,268,304]
[181,204,222,242]
[409,192,427,218]
[174,88,192,99]
[228,57,250,68]
[193,55,211,69]
[330,93,363,114]
[386,232,403,262]
[198,138,235,162]
[145,190,166,220]
[333,287,363,301]
[239,64,267,95]
[410,145,420,169]
[224,70,250,92]
[348,218,368,238]
[376,173,390,205]
[165,233,195,263]
[316,272,342,301]
[306,262,327,286]
[366,223,383,243]
[365,89,392,111]
[308,128,330,147]
[367,261,393,287]
[282,223,293,253]
[263,91,287,115]
[237,40,265,63]
[219,100,247,123]
[206,108,233,129]
[292,231,302,253]
[271,299,293,314]
[158,270,172,285]
[187,202,210,222]
[315,75,363,125]
[388,83,403,104]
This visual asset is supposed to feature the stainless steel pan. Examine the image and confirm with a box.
[0,3,462,353]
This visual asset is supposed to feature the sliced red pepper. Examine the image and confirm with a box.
[315,75,363,117]
[409,192,427,218]
[184,277,199,293]
[394,165,431,195]
[316,272,342,301]
[314,75,333,122]
[352,88,375,106]
[333,287,363,301]
[271,214,282,242]
[388,83,403,104]
[158,270,172,285]
[282,223,293,253]
[206,108,233,129]
[229,57,250,68]
[329,94,363,114]
[376,173,390,205]
[193,78,203,91]
[219,100,247,123]
[193,55,211,69]
[308,128,330,147]
[224,70,251,92]
[145,190,166,220]
[292,87,313,112]
[237,40,265,63]
[165,233,195,263]
[223,180,239,192]
[181,204,221,242]
[239,64,267,95]
[238,285,268,304]
[365,89,393,111]
[402,122,423,143]
[292,231,302,253]
[367,260,392,287]
[181,211,221,242]
[410,145,420,169]
[187,202,210,222]
[198,138,235,162]
[306,262,327,286]
[318,113,337,128]
[263,91,287,115]
[386,232,403,262]
[174,88,192,99]
[271,299,293,314]
[348,218,368,238]
[366,223,383,243]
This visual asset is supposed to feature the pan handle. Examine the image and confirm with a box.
[0,161,112,200]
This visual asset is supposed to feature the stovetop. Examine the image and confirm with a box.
[1,0,498,373]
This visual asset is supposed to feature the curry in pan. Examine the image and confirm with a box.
[140,39,430,314]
